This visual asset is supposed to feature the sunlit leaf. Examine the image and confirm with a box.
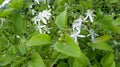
[101,52,115,67]
[54,34,89,66]
[55,10,67,29]
[94,35,110,43]
[88,42,113,51]
[26,34,51,46]
[112,18,120,26]
[0,8,14,17]
[9,0,24,9]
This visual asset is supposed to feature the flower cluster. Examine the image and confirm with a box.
[71,16,85,43]
[71,9,98,43]
[32,10,51,34]
[0,0,11,8]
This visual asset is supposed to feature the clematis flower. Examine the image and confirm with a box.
[84,9,95,23]
[0,0,11,8]
[34,0,40,4]
[36,24,45,33]
[87,29,99,43]
[71,31,85,43]
[71,16,86,42]
[33,10,51,24]
[34,0,46,4]
[36,24,51,34]
[72,16,84,33]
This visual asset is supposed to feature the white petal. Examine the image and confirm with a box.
[42,18,47,24]
[77,35,85,38]
[89,15,93,22]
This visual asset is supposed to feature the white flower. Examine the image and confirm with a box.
[0,0,11,8]
[71,31,85,43]
[84,9,95,23]
[113,40,119,46]
[34,0,40,4]
[72,16,84,33]
[33,10,51,24]
[87,29,99,43]
[36,24,45,33]
[36,24,50,34]
[0,18,5,25]
[71,16,86,43]
[34,0,46,4]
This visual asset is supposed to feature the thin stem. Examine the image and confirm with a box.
[50,53,62,67]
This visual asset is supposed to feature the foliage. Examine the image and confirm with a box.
[0,0,120,67]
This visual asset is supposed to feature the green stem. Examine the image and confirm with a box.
[50,53,62,67]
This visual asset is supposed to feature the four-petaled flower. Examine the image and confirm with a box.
[87,29,99,43]
[33,10,51,24]
[84,9,95,23]
[71,16,85,43]
[71,31,85,43]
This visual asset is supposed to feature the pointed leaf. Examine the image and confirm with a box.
[0,8,14,17]
[112,18,120,26]
[73,53,89,67]
[12,14,25,34]
[54,35,81,57]
[101,53,115,67]
[88,42,113,51]
[10,0,24,9]
[94,35,110,43]
[54,35,89,66]
[55,10,67,29]
[28,52,46,67]
[26,34,51,46]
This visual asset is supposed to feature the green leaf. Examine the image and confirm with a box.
[0,0,4,4]
[57,62,68,67]
[28,52,46,67]
[116,61,120,67]
[0,8,14,17]
[112,18,120,26]
[54,0,66,5]
[26,34,51,46]
[68,58,74,67]
[11,57,26,67]
[100,15,114,31]
[111,61,115,67]
[0,54,14,66]
[54,35,81,57]
[9,0,24,9]
[88,42,113,51]
[94,35,110,43]
[101,53,115,67]
[54,35,89,66]
[110,0,118,3]
[55,10,67,29]
[73,53,90,67]
[8,45,16,54]
[12,13,25,34]
[59,53,69,59]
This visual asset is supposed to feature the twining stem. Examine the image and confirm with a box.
[50,53,62,67]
